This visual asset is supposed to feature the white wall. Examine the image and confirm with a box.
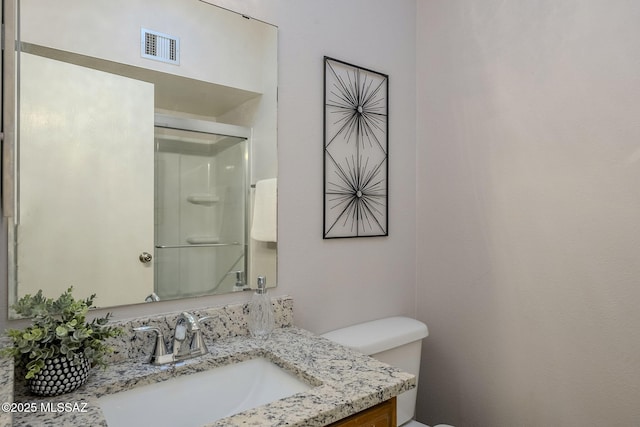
[20,0,274,94]
[416,1,640,425]
[1,0,418,338]
[246,0,418,333]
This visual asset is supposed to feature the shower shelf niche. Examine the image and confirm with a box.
[186,236,220,245]
[186,193,219,205]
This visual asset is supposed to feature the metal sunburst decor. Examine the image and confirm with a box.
[324,57,388,238]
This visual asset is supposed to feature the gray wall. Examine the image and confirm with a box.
[416,1,640,425]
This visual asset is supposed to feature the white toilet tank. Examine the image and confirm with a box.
[322,316,429,426]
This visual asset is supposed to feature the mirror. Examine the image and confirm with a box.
[4,0,278,317]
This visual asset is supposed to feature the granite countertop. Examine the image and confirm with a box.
[0,337,14,427]
[12,326,415,426]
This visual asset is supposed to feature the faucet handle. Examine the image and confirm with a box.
[183,313,216,330]
[189,315,217,356]
[133,326,172,364]
[197,315,215,324]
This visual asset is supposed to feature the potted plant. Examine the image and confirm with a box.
[2,287,122,396]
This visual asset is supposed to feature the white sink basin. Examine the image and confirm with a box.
[98,357,312,427]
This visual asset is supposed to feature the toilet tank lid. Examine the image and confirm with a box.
[321,316,429,356]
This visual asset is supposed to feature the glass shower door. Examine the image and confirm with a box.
[153,118,249,299]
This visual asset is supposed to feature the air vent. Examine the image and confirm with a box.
[141,28,180,65]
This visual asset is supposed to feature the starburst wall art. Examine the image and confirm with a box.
[324,57,388,239]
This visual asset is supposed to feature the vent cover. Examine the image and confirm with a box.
[141,28,179,64]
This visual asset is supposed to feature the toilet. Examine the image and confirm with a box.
[322,316,452,427]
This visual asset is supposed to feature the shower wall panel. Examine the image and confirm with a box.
[155,134,246,299]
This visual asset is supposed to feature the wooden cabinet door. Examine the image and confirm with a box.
[328,397,397,427]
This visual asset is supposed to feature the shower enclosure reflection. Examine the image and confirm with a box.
[154,119,249,299]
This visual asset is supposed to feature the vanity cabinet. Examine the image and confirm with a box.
[328,397,397,427]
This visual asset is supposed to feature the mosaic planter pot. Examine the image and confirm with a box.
[28,355,90,396]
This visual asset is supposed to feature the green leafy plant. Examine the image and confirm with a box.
[2,287,123,380]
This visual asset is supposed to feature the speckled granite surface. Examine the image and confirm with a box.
[0,337,14,427]
[105,295,295,365]
[9,297,414,426]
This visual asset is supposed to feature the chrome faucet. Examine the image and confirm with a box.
[134,312,213,365]
[172,312,211,359]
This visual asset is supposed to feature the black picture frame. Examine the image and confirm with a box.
[323,57,389,239]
